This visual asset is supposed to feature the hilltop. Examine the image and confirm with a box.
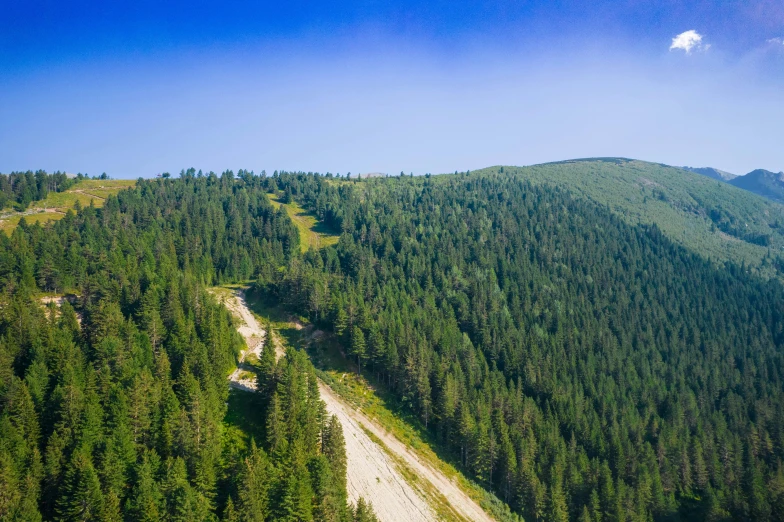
[469,158,784,274]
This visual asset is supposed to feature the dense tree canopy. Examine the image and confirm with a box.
[268,170,784,521]
[3,166,783,521]
[0,171,372,521]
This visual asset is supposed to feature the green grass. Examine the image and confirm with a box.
[224,389,267,447]
[0,179,137,235]
[32,179,136,211]
[74,179,137,190]
[77,188,116,199]
[268,192,339,252]
[33,190,98,209]
[0,211,66,234]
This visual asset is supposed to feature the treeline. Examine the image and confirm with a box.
[263,170,784,521]
[0,171,371,521]
[0,171,81,211]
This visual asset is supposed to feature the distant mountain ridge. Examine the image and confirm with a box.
[729,169,784,204]
[682,165,784,204]
[681,166,738,181]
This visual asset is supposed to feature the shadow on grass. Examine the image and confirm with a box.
[310,218,340,237]
[225,389,267,445]
[243,287,295,325]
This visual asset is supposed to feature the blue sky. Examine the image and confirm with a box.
[1,1,783,178]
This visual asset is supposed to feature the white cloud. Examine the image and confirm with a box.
[767,37,784,45]
[670,30,709,54]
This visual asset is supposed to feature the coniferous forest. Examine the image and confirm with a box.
[268,170,784,521]
[0,171,370,521]
[2,167,784,521]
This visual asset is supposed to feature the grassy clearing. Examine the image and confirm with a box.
[76,179,137,190]
[77,188,114,199]
[34,190,98,209]
[267,192,339,252]
[224,389,267,447]
[32,179,136,211]
[0,179,137,235]
[0,212,66,234]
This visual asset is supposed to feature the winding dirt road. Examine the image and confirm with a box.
[217,288,493,522]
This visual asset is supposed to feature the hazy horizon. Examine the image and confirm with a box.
[2,1,782,178]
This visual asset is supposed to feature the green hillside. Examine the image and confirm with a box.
[0,178,136,234]
[268,192,340,252]
[270,169,784,521]
[471,159,784,274]
[4,167,784,521]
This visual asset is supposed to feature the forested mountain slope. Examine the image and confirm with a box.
[270,170,784,521]
[4,165,784,521]
[472,159,784,275]
[0,171,365,521]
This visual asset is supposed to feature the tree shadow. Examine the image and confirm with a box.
[224,389,267,445]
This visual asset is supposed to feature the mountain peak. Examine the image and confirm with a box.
[730,168,784,203]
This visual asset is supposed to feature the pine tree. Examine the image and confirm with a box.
[744,449,771,521]
[125,452,163,522]
[162,457,204,522]
[55,452,104,522]
[274,459,313,522]
[223,497,239,522]
[236,440,270,522]
[322,415,347,509]
[266,392,288,460]
[351,326,366,375]
[101,490,122,522]
[139,286,164,354]
[547,466,569,522]
[334,309,348,339]
[307,455,345,522]
[0,449,22,519]
[353,497,379,522]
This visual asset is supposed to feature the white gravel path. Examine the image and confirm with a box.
[217,287,493,522]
